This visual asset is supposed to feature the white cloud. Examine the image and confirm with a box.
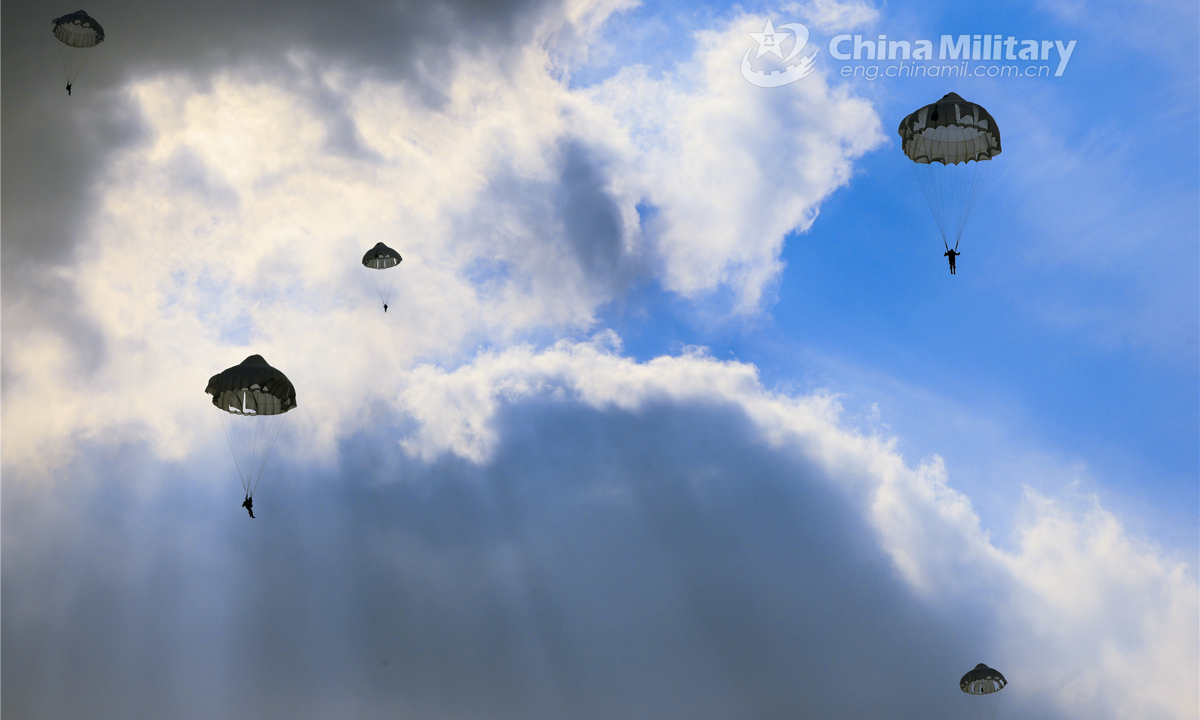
[396,331,771,462]
[783,0,880,32]
[2,6,883,471]
[576,13,885,311]
[1002,491,1198,720]
[3,3,1192,718]
[393,337,1199,720]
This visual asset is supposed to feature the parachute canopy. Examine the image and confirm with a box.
[52,10,104,92]
[52,10,105,48]
[898,92,1001,251]
[960,663,1007,695]
[362,242,402,270]
[898,92,1001,165]
[362,242,402,309]
[205,354,296,416]
[205,355,295,499]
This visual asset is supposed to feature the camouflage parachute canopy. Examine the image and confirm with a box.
[898,92,1001,165]
[52,10,105,48]
[960,663,1007,695]
[205,355,296,416]
[362,242,402,270]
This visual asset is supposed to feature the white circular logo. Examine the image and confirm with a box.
[742,20,818,87]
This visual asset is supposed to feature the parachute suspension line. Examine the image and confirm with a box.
[372,275,394,309]
[954,160,992,250]
[912,159,993,252]
[219,412,251,496]
[245,411,268,498]
[217,402,285,499]
[911,162,951,249]
[249,415,286,498]
[56,45,94,87]
[73,48,93,85]
[944,162,969,249]
[57,44,71,84]
[247,411,265,496]
[963,689,1003,720]
[242,413,262,495]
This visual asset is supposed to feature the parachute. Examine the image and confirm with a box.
[52,11,105,93]
[205,355,296,499]
[898,92,1001,252]
[960,663,1007,720]
[362,242,402,311]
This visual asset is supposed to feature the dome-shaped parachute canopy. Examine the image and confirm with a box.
[898,92,1001,165]
[362,242,402,310]
[960,663,1007,695]
[205,355,297,416]
[205,355,295,499]
[52,10,105,48]
[898,92,1001,252]
[51,10,105,93]
[362,242,402,270]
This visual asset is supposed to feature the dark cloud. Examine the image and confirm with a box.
[554,140,631,281]
[3,397,1052,720]
[455,138,650,314]
[7,0,556,108]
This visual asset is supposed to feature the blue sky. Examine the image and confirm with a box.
[3,0,1197,718]
[587,0,1199,547]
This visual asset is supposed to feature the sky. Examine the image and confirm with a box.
[2,0,1197,718]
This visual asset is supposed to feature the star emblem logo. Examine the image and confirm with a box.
[741,20,818,87]
[748,19,788,59]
